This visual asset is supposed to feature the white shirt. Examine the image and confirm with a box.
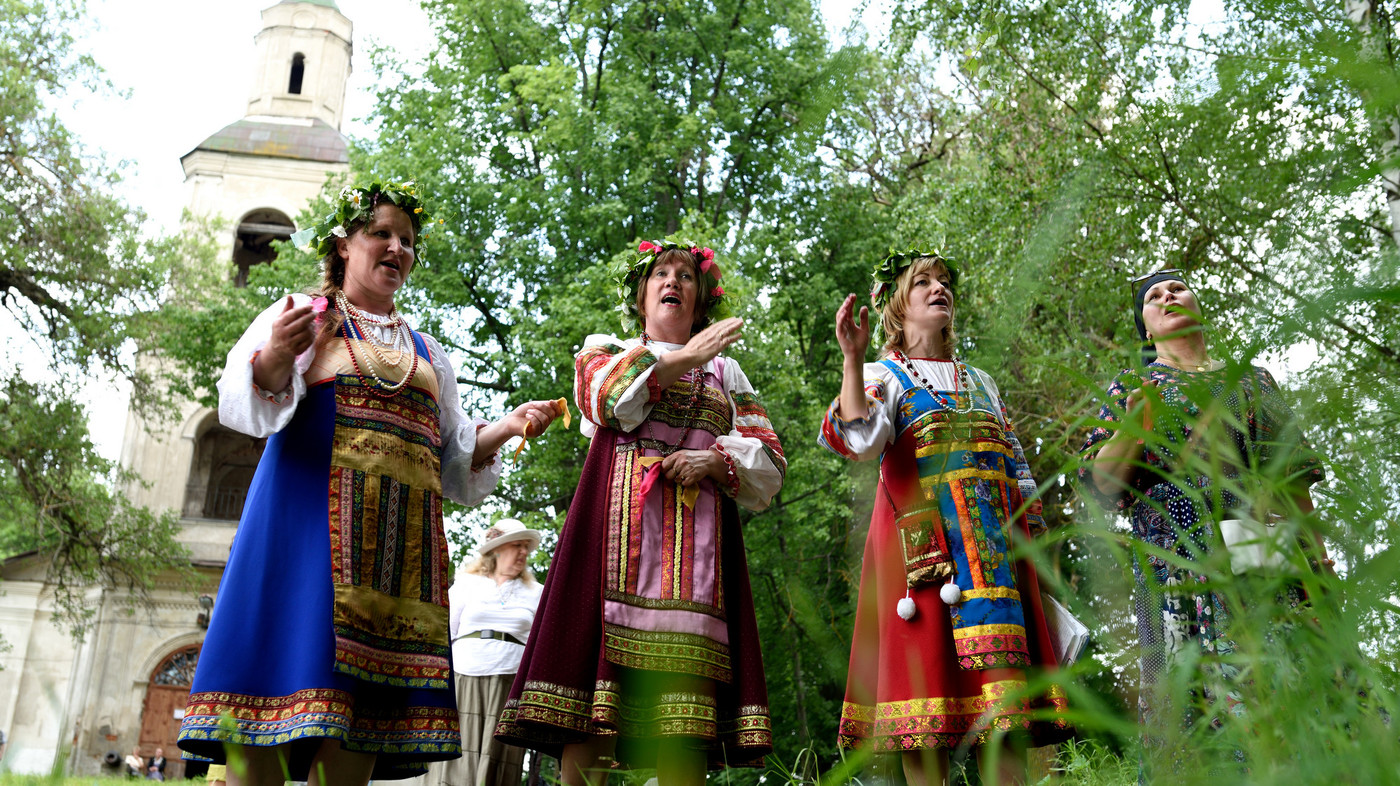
[215,294,504,506]
[448,573,543,676]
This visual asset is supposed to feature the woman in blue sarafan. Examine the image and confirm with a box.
[175,181,562,785]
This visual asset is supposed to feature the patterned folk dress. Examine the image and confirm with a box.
[1077,363,1324,741]
[819,357,1071,752]
[177,295,503,780]
[495,335,785,768]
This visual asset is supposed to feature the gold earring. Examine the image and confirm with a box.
[1146,332,1153,342]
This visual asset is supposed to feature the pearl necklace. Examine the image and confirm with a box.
[335,291,419,397]
[641,331,704,454]
[336,291,409,356]
[891,350,974,414]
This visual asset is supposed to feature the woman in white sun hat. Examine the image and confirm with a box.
[426,518,544,786]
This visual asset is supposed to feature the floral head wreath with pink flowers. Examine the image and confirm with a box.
[614,239,733,334]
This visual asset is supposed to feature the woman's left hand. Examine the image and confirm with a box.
[662,449,725,487]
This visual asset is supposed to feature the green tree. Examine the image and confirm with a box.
[851,0,1400,776]
[0,0,191,634]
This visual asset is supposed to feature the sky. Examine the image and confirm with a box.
[56,0,884,462]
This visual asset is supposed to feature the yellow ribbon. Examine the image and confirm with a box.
[636,455,700,510]
[511,397,572,464]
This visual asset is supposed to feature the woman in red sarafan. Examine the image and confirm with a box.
[820,248,1071,785]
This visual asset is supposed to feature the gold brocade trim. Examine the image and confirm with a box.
[919,467,1016,487]
[333,429,442,493]
[604,588,726,617]
[914,439,1015,460]
[647,382,731,439]
[185,688,353,721]
[333,585,448,645]
[843,679,1034,722]
[603,625,732,682]
[958,587,1022,602]
[951,623,1027,639]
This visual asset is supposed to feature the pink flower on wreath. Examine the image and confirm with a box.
[711,286,725,298]
[694,246,715,262]
[638,241,659,254]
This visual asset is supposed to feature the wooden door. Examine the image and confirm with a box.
[139,645,200,779]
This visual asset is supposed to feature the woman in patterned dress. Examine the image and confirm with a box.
[1078,269,1326,772]
[176,181,561,785]
[820,249,1070,786]
[495,240,785,785]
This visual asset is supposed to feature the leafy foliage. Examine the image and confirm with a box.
[0,377,186,635]
[153,0,1400,777]
[0,0,194,634]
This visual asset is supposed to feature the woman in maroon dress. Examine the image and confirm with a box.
[496,240,785,785]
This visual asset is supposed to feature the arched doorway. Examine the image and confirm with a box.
[232,207,295,287]
[139,645,200,779]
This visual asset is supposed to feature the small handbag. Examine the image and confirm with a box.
[1218,514,1292,575]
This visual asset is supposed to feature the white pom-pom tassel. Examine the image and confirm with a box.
[940,581,963,605]
[896,595,917,621]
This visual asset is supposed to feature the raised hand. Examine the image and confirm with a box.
[1123,379,1157,433]
[267,295,317,361]
[253,296,316,393]
[835,293,871,361]
[685,317,744,368]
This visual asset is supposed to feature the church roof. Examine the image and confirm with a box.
[185,117,349,164]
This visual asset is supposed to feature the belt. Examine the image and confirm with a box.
[455,629,525,646]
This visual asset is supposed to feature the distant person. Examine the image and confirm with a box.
[820,248,1072,785]
[146,746,166,780]
[496,240,785,785]
[175,180,561,785]
[425,519,544,786]
[124,747,144,778]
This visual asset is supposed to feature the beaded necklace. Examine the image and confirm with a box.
[336,291,419,397]
[641,330,705,454]
[891,349,974,414]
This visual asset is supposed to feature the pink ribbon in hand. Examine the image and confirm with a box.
[311,296,329,328]
[637,461,664,509]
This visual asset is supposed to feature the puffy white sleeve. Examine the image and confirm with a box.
[216,294,319,438]
[425,333,504,507]
[817,361,897,462]
[712,359,787,511]
[573,334,664,437]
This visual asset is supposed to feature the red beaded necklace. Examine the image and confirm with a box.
[892,350,974,414]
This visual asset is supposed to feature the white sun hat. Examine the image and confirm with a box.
[478,518,543,555]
